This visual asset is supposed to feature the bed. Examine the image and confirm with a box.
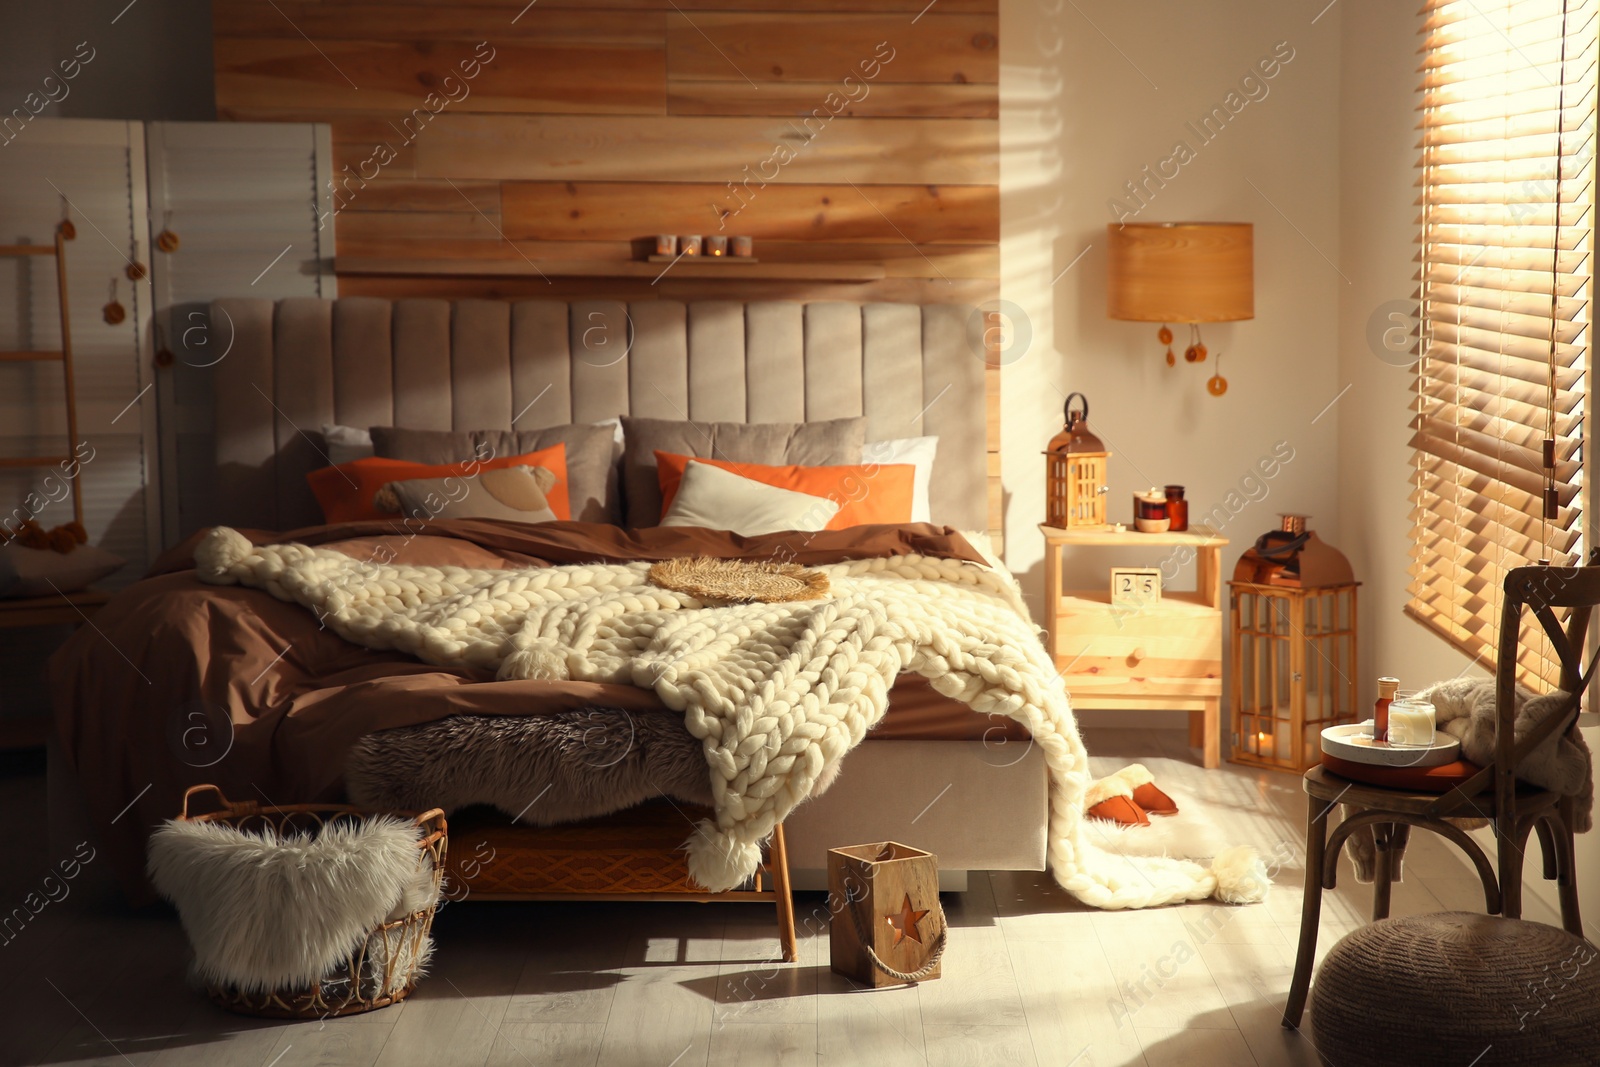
[50,297,1049,923]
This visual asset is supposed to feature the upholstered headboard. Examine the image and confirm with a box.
[209,297,991,533]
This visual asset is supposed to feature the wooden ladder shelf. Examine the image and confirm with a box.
[0,230,83,528]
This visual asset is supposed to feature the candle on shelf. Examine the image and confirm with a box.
[654,234,676,256]
[731,235,754,257]
[678,235,703,256]
[706,235,728,256]
[1386,699,1436,747]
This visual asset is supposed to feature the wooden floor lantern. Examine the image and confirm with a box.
[1228,515,1359,771]
[828,842,946,987]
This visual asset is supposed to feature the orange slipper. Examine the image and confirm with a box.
[1086,795,1149,826]
[1132,782,1178,817]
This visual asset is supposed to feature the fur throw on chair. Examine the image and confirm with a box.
[1342,678,1593,882]
[148,816,438,994]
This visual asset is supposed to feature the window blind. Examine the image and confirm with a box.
[1409,0,1598,688]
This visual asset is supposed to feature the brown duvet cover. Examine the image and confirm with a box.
[50,520,1022,901]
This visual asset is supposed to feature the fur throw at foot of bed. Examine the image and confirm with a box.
[348,709,722,821]
[148,816,438,994]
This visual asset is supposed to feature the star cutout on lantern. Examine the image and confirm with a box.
[884,894,930,946]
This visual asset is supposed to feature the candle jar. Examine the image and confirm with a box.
[1164,485,1188,532]
[1387,698,1436,746]
[678,235,703,256]
[1133,489,1169,533]
[705,235,728,256]
[654,234,676,256]
[731,235,754,257]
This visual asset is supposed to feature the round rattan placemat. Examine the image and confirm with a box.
[1311,912,1599,1066]
[648,556,830,604]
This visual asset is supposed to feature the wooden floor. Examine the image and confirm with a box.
[0,729,1572,1067]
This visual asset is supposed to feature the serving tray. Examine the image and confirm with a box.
[1320,721,1461,768]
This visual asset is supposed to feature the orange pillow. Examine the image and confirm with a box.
[653,451,915,530]
[308,444,570,523]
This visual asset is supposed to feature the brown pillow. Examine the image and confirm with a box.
[619,416,866,527]
[370,423,619,524]
[375,465,559,524]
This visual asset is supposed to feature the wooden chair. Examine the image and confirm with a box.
[1283,562,1598,1030]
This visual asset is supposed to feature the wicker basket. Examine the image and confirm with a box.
[177,784,448,1018]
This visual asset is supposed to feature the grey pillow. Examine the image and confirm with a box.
[369,423,619,524]
[619,416,867,527]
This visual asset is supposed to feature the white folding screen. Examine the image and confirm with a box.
[145,120,334,542]
[0,119,158,583]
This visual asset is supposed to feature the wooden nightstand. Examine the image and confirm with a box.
[0,588,112,750]
[1039,524,1228,768]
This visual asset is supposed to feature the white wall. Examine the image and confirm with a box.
[1337,0,1598,938]
[999,0,1343,733]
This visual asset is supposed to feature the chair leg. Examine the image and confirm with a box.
[1498,815,1531,921]
[768,823,798,964]
[1534,817,1560,881]
[1388,823,1411,885]
[1283,793,1330,1030]
[1553,799,1584,937]
[1371,823,1395,921]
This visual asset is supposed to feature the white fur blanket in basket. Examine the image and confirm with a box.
[147,816,438,994]
[197,526,1268,910]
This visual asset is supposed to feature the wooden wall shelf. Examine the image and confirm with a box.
[334,257,888,282]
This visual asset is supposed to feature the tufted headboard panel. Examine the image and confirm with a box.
[209,297,991,534]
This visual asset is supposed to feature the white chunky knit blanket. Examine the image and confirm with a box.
[196,527,1268,910]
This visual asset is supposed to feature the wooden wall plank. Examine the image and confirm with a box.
[667,80,996,118]
[499,181,996,243]
[404,114,998,184]
[336,273,997,307]
[339,179,500,213]
[328,236,1000,278]
[302,0,996,11]
[214,4,665,43]
[665,13,997,84]
[215,37,666,118]
[335,210,505,242]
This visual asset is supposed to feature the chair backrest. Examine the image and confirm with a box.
[1477,558,1600,810]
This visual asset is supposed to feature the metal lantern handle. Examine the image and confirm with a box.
[1063,392,1089,428]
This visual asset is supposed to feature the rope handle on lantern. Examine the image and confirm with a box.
[843,885,948,983]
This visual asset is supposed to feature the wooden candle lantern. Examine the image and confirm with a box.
[828,841,946,987]
[1228,516,1360,771]
[1044,392,1110,528]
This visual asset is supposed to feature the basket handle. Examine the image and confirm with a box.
[179,784,231,820]
[413,807,448,849]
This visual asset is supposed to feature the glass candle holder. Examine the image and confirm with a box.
[706,235,728,256]
[678,235,703,256]
[1133,489,1169,533]
[1386,698,1436,746]
[731,235,754,257]
[654,234,676,256]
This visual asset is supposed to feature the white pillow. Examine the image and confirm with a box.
[0,542,126,597]
[863,436,938,524]
[660,460,840,536]
[320,423,374,466]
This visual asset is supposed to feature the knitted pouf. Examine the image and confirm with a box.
[1311,912,1600,1066]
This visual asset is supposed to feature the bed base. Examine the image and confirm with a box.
[444,800,798,962]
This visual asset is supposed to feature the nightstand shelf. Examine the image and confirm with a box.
[1040,524,1228,768]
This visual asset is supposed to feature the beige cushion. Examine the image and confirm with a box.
[660,460,840,536]
[863,436,938,524]
[620,416,866,526]
[378,465,558,524]
[370,423,618,524]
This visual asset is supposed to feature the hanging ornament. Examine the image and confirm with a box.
[58,196,75,240]
[126,241,147,281]
[1183,324,1200,363]
[102,278,126,325]
[156,211,180,253]
[1206,352,1228,397]
[1157,325,1174,366]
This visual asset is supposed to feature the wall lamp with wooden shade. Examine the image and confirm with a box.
[1106,222,1254,396]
